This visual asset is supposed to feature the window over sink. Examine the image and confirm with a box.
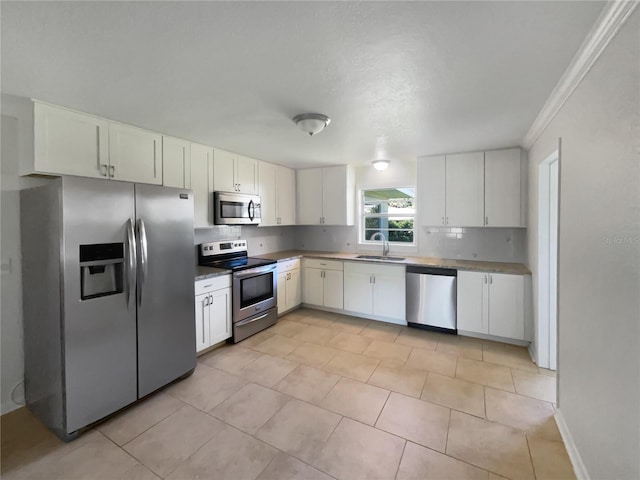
[360,188,416,245]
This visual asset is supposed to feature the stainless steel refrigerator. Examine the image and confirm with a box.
[21,176,196,440]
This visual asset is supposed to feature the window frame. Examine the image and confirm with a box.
[358,186,417,249]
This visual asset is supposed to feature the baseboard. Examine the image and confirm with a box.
[1,400,23,416]
[554,409,590,480]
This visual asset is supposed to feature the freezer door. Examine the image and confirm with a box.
[61,177,138,433]
[135,184,196,397]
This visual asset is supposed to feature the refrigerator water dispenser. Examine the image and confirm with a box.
[79,243,124,300]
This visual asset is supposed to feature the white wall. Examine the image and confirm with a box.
[1,114,50,414]
[527,9,639,479]
[295,160,527,263]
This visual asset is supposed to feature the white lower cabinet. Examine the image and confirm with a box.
[344,262,406,324]
[277,259,301,315]
[302,259,343,309]
[457,271,525,340]
[195,275,232,353]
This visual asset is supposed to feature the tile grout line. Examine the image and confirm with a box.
[525,433,539,480]
[393,439,408,480]
[443,408,452,454]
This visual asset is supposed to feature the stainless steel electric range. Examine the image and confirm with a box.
[198,240,277,343]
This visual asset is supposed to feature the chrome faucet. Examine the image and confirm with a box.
[370,232,389,257]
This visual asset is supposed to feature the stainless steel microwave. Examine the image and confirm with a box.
[214,192,261,225]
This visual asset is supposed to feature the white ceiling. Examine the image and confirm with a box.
[1,1,604,168]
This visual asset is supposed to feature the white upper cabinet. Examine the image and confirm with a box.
[34,102,109,178]
[191,143,214,227]
[258,161,277,226]
[276,166,296,225]
[108,122,162,185]
[297,166,354,225]
[417,155,446,226]
[445,152,484,227]
[297,168,323,225]
[418,148,525,228]
[213,149,257,194]
[258,162,296,227]
[162,136,191,189]
[485,148,523,227]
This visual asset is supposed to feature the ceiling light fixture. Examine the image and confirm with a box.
[293,113,331,136]
[372,160,390,171]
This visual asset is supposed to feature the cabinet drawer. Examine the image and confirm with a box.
[278,258,301,273]
[195,275,231,295]
[303,258,343,271]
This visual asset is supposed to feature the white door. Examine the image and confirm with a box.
[488,274,524,340]
[445,152,484,226]
[277,271,288,314]
[33,102,109,178]
[288,269,301,309]
[258,161,277,226]
[297,168,323,225]
[213,148,236,192]
[323,270,344,309]
[549,159,559,370]
[322,166,348,225]
[373,274,406,322]
[191,144,213,227]
[236,155,258,194]
[417,155,446,226]
[344,270,373,315]
[163,136,190,188]
[485,149,521,227]
[195,293,211,352]
[537,151,559,370]
[303,268,324,306]
[109,122,162,184]
[209,288,232,345]
[457,271,488,334]
[277,166,296,225]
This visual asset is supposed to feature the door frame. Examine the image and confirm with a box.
[537,149,560,371]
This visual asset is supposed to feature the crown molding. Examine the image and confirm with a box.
[522,1,639,149]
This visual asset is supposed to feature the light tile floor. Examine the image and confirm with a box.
[1,308,574,480]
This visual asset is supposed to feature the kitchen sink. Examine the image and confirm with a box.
[355,255,405,261]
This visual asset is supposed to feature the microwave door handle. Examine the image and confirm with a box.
[248,200,254,221]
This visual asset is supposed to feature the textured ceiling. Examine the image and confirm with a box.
[1,1,604,168]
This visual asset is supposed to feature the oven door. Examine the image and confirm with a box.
[233,264,277,322]
[214,192,261,225]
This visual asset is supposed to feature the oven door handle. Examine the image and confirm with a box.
[235,312,271,327]
[248,200,255,221]
[233,264,277,279]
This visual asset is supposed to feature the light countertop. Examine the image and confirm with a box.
[195,266,231,281]
[253,250,530,275]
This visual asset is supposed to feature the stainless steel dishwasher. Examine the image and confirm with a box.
[406,266,457,333]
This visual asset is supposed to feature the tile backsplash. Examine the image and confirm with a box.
[193,224,526,264]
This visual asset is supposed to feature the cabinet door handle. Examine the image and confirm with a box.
[204,295,210,306]
[153,139,157,178]
[485,216,489,226]
[369,275,372,284]
[96,126,101,171]
[100,164,108,177]
[373,276,376,284]
[442,216,444,225]
[109,165,115,178]
[484,274,488,284]
[489,275,493,284]
[446,217,449,224]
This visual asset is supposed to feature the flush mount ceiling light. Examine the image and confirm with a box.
[293,113,331,136]
[372,160,390,171]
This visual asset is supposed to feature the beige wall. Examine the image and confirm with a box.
[527,9,639,479]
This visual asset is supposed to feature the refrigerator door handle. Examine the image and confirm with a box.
[125,218,137,310]
[136,218,149,307]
